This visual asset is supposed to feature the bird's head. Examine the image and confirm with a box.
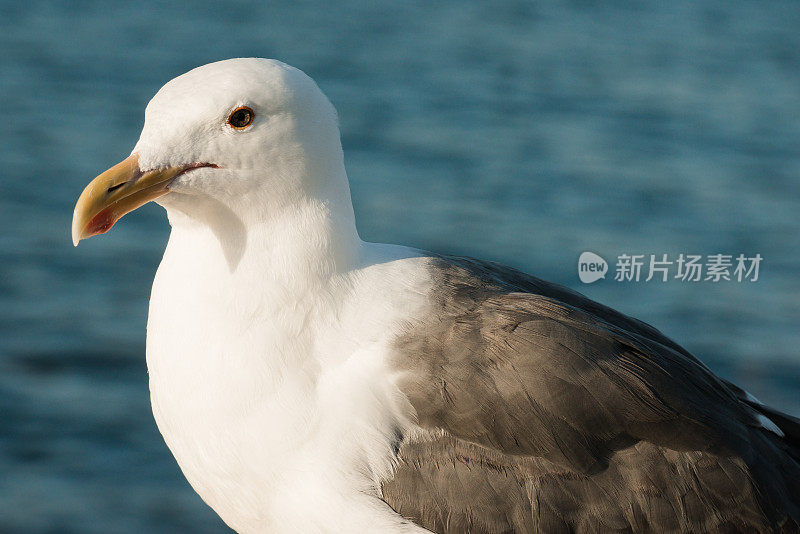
[72,58,345,246]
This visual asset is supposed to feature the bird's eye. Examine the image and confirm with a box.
[228,106,254,129]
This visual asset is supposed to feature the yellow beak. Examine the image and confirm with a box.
[71,154,192,246]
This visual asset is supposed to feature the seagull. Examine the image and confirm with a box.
[72,58,800,533]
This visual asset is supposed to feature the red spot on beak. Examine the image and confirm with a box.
[86,208,117,237]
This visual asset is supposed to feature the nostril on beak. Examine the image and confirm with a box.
[107,182,126,193]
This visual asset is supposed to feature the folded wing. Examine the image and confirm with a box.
[382,255,800,533]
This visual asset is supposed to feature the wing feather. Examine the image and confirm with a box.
[382,255,800,533]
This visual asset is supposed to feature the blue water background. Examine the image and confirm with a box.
[1,1,798,532]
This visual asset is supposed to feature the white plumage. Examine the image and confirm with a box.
[140,59,431,533]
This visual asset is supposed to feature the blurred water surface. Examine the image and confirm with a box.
[1,1,798,532]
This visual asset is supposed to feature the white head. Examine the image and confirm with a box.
[72,58,356,251]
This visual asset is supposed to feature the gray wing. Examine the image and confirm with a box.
[381,255,800,533]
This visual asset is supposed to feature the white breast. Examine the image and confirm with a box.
[145,223,432,533]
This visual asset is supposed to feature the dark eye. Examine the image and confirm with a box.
[228,106,254,129]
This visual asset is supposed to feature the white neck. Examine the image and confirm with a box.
[159,159,361,274]
[144,171,429,532]
[147,168,364,412]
